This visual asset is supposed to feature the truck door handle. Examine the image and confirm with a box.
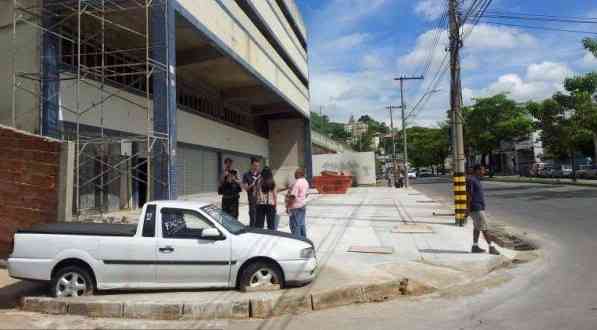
[159,246,174,253]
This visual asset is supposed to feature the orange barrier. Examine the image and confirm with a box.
[312,171,353,194]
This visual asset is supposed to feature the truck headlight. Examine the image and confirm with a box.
[300,247,315,259]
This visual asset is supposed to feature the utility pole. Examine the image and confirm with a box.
[449,0,466,226]
[386,105,403,182]
[394,75,424,188]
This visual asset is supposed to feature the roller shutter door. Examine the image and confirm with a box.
[222,154,251,176]
[177,146,219,196]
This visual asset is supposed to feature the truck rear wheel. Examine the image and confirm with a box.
[239,261,282,292]
[51,266,95,298]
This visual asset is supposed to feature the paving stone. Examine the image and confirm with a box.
[182,300,249,320]
[68,301,123,318]
[311,286,365,310]
[124,302,182,320]
[250,293,312,318]
[21,297,67,314]
[362,280,403,302]
[399,278,434,296]
[245,284,281,292]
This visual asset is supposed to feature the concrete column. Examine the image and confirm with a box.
[57,141,74,222]
[304,118,313,181]
[268,117,311,188]
[40,0,60,138]
[151,0,177,200]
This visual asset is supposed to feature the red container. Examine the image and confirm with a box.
[313,173,353,194]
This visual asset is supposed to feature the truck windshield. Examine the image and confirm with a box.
[201,205,246,234]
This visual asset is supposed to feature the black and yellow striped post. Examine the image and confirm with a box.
[453,172,467,226]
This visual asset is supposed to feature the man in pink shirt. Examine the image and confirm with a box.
[287,168,309,238]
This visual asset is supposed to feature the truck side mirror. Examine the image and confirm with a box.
[201,228,223,240]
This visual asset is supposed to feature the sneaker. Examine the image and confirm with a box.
[471,245,486,253]
[489,246,500,255]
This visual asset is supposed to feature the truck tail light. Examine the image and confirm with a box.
[8,237,14,256]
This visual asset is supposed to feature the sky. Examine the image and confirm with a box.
[296,0,597,128]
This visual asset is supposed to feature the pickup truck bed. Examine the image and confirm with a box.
[18,223,137,237]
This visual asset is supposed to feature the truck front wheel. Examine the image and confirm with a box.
[51,266,95,298]
[239,261,283,292]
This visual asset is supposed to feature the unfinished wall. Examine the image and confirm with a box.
[176,0,309,116]
[0,1,41,133]
[60,78,269,158]
[0,125,63,257]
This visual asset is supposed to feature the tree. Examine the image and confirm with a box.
[310,111,351,141]
[395,126,450,170]
[564,73,597,164]
[583,37,597,57]
[464,94,534,169]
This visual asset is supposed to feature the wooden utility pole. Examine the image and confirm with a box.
[394,75,424,188]
[449,0,467,226]
[386,105,403,167]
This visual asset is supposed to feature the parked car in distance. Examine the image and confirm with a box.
[408,171,417,179]
[8,201,317,297]
[576,164,597,179]
[417,168,434,177]
[544,164,572,178]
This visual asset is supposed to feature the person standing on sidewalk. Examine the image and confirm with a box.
[255,167,278,230]
[467,164,500,255]
[218,158,241,218]
[242,158,261,227]
[287,168,309,238]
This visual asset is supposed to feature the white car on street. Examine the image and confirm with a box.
[8,201,317,297]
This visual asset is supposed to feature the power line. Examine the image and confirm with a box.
[478,14,597,25]
[485,10,597,21]
[481,21,597,35]
[408,0,492,120]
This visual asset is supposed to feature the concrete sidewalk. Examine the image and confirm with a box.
[17,187,518,320]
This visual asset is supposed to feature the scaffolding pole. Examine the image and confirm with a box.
[11,0,171,217]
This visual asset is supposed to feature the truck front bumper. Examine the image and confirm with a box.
[279,257,317,285]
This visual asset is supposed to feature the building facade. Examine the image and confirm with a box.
[1,0,311,214]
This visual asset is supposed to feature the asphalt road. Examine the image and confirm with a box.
[226,177,597,330]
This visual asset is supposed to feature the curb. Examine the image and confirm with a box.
[20,278,432,321]
[484,177,597,188]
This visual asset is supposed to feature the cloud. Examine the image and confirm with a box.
[399,24,538,68]
[479,62,573,101]
[581,51,597,69]
[333,0,389,22]
[324,33,371,50]
[361,54,384,69]
[414,0,445,21]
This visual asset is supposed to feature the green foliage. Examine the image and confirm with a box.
[310,111,350,141]
[583,37,597,57]
[393,125,450,169]
[463,94,534,157]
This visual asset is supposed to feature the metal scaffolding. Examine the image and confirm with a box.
[11,0,171,217]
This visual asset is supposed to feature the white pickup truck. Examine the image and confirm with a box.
[8,201,317,297]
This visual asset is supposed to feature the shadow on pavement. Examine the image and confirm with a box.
[0,281,46,309]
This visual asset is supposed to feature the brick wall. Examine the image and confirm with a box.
[0,125,62,257]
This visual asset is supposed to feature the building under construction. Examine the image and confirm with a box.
[1,0,311,216]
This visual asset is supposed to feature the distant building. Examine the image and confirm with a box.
[344,116,368,142]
